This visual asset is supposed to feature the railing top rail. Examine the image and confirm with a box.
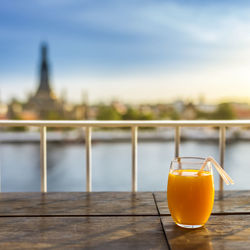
[1,120,250,127]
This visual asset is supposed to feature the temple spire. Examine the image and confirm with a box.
[36,43,51,95]
[26,42,60,120]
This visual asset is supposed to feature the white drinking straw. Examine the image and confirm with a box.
[199,156,234,185]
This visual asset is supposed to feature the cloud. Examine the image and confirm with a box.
[1,0,250,102]
[64,0,250,69]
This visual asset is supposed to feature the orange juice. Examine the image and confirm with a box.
[167,169,214,226]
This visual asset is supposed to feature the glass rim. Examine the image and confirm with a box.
[172,156,206,165]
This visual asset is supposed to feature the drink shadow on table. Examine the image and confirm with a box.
[167,224,214,250]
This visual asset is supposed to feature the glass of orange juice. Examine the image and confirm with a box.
[167,157,214,229]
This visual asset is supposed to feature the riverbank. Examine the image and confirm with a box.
[0,127,249,143]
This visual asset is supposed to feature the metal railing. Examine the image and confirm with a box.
[1,120,250,193]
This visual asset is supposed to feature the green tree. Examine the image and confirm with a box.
[212,103,235,120]
[196,111,212,120]
[122,107,140,120]
[97,105,121,120]
[122,107,154,120]
[157,108,180,120]
[139,112,154,120]
[45,111,64,120]
[169,109,180,120]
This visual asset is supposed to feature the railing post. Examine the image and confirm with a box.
[40,126,47,192]
[131,126,138,192]
[219,126,226,198]
[175,127,181,158]
[85,127,92,192]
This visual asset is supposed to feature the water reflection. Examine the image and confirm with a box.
[0,141,249,191]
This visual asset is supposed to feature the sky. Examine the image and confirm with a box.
[1,0,250,104]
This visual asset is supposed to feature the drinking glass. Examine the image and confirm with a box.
[167,157,214,229]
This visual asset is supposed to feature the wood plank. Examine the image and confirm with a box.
[213,190,250,214]
[0,216,168,250]
[154,190,250,215]
[0,192,158,216]
[162,215,250,250]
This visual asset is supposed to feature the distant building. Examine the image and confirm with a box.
[6,43,89,120]
[25,43,64,119]
[197,104,216,113]
[181,103,197,120]
[173,100,185,113]
[231,103,250,119]
[0,102,8,119]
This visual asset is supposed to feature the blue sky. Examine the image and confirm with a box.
[1,0,250,103]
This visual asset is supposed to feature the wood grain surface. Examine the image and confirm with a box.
[0,191,249,249]
[162,215,250,250]
[0,216,168,250]
[154,190,250,215]
[0,192,157,216]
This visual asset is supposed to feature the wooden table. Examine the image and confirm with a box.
[0,191,249,249]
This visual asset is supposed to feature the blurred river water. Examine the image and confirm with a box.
[0,137,249,192]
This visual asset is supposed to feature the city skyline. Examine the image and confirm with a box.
[1,0,250,104]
